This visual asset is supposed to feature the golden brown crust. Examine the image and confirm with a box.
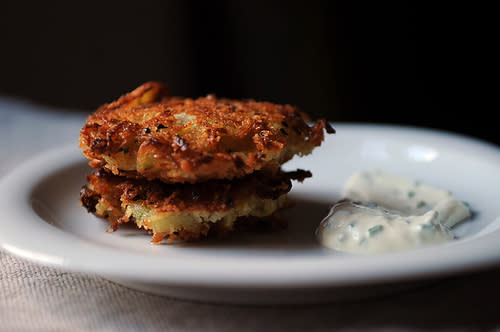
[98,81,169,113]
[79,82,333,183]
[80,168,311,242]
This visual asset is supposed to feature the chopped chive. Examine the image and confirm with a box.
[420,224,435,231]
[416,200,427,209]
[414,180,421,187]
[337,233,346,242]
[368,225,384,236]
[408,191,415,198]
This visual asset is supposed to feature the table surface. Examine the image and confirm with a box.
[1,97,500,331]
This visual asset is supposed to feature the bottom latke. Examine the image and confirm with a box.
[80,169,310,243]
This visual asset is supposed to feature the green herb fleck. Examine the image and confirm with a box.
[337,233,346,242]
[368,225,384,236]
[414,180,421,187]
[416,200,427,209]
[408,191,415,198]
[420,224,435,231]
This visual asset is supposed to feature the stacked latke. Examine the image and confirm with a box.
[79,82,334,243]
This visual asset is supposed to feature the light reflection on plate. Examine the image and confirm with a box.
[406,145,439,162]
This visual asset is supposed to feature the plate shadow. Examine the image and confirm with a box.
[177,196,334,253]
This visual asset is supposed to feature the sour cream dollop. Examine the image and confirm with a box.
[317,170,471,254]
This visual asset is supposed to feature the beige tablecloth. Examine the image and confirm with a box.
[1,98,500,331]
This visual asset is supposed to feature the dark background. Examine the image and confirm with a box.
[0,2,495,144]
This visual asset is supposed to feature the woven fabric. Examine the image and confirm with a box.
[3,251,500,331]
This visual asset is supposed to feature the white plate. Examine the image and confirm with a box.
[1,124,500,304]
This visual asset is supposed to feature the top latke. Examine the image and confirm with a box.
[80,82,334,183]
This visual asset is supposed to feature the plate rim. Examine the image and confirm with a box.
[2,123,500,288]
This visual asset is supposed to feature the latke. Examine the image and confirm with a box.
[80,168,311,243]
[79,82,334,183]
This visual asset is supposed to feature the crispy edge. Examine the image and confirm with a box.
[99,81,169,111]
